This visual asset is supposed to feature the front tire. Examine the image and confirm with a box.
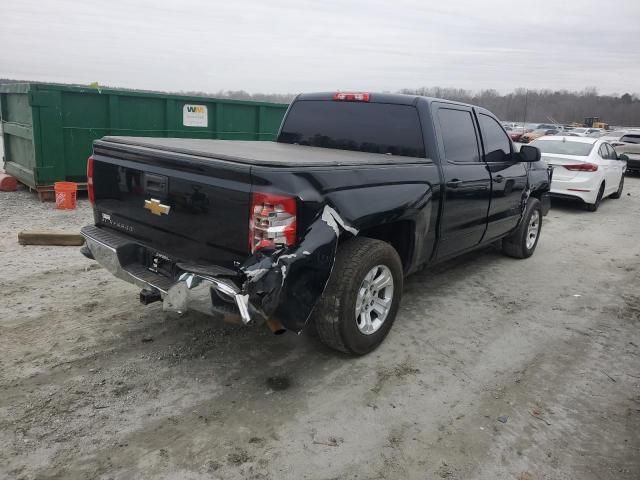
[312,237,403,355]
[585,183,605,211]
[610,176,624,199]
[502,198,542,259]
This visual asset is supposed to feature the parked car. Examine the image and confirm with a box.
[521,129,558,143]
[599,129,629,143]
[80,92,551,355]
[531,136,626,211]
[570,128,589,136]
[612,132,640,173]
[555,132,581,137]
[508,127,526,142]
[571,127,603,137]
[502,122,520,129]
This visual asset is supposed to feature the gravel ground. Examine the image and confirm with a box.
[1,178,639,480]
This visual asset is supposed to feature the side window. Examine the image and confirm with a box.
[605,144,616,159]
[598,145,608,158]
[478,114,511,162]
[437,108,480,163]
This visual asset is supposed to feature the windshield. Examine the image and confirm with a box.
[278,100,426,157]
[531,139,595,156]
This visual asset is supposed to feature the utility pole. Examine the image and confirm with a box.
[522,89,528,129]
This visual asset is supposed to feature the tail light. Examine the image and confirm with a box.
[564,163,598,172]
[87,156,95,204]
[333,92,370,102]
[249,192,297,253]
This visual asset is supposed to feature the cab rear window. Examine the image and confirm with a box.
[278,100,425,158]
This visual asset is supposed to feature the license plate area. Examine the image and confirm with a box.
[145,250,176,277]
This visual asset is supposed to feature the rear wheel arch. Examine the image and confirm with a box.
[353,220,415,274]
[528,188,546,202]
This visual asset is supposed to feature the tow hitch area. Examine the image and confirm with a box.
[139,288,161,305]
[163,272,251,325]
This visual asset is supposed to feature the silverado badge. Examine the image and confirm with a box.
[144,198,171,216]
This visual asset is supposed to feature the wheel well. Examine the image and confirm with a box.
[529,188,545,201]
[354,221,414,272]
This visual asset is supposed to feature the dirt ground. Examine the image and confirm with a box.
[1,177,639,480]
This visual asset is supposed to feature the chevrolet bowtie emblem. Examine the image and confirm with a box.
[144,198,171,216]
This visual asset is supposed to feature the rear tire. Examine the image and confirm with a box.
[610,176,624,199]
[502,198,542,259]
[312,237,403,355]
[585,183,605,211]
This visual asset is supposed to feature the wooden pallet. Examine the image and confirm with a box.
[30,183,88,202]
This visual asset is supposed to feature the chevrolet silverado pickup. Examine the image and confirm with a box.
[81,92,551,355]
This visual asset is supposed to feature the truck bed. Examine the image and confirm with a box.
[95,136,425,167]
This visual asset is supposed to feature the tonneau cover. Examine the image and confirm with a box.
[96,136,425,167]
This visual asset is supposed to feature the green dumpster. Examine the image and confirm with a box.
[0,83,288,198]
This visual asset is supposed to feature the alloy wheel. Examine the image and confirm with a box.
[355,265,394,335]
[526,210,540,250]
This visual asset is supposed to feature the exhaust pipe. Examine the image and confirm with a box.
[266,318,286,335]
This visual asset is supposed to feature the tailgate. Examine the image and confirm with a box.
[92,140,252,269]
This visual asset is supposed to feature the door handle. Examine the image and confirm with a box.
[493,175,504,183]
[446,179,463,188]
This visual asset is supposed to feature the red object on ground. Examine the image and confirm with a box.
[0,173,17,191]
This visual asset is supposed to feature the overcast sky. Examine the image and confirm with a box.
[1,0,639,95]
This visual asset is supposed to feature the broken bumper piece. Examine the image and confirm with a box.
[80,225,252,325]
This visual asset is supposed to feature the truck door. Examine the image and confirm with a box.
[476,111,528,240]
[433,104,491,259]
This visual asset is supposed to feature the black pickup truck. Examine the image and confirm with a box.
[81,92,550,355]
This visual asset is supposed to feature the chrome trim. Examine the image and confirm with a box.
[81,228,252,325]
[85,234,117,253]
[128,270,169,294]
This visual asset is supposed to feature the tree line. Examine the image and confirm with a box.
[195,87,640,126]
[2,79,639,126]
[398,87,640,126]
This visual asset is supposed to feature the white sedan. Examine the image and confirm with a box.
[570,127,603,137]
[530,136,626,211]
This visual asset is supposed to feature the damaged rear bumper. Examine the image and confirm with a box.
[80,205,352,332]
[80,225,253,324]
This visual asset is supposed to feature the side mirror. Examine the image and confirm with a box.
[519,144,541,162]
[618,153,629,161]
